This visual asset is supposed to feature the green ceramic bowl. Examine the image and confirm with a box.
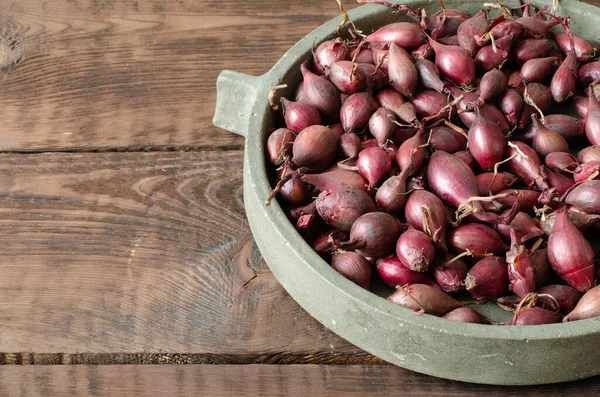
[213,0,600,385]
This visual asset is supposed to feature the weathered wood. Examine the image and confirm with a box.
[0,0,359,151]
[0,150,373,359]
[0,365,599,397]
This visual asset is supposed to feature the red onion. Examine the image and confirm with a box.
[412,43,433,60]
[356,63,388,90]
[542,114,585,142]
[586,87,600,146]
[365,22,427,49]
[506,230,537,298]
[474,34,513,74]
[414,59,445,93]
[453,150,478,172]
[548,210,595,292]
[517,12,560,36]
[512,39,551,67]
[267,128,295,166]
[351,47,374,64]
[329,123,344,139]
[545,168,575,195]
[357,146,392,188]
[539,208,600,235]
[467,106,506,171]
[563,285,600,322]
[478,69,507,105]
[396,102,419,125]
[525,82,554,113]
[488,19,524,42]
[476,172,517,196]
[520,57,556,84]
[551,32,595,62]
[275,168,311,206]
[499,89,524,129]
[448,86,509,130]
[387,284,461,316]
[412,90,449,121]
[448,224,509,257]
[428,36,475,88]
[457,9,490,55]
[376,88,404,118]
[293,125,338,172]
[339,132,362,159]
[376,256,438,288]
[432,253,467,293]
[313,38,350,74]
[531,114,569,159]
[328,61,367,94]
[550,50,578,103]
[537,284,582,315]
[531,249,550,288]
[312,230,348,256]
[388,43,418,99]
[396,229,436,272]
[300,62,341,122]
[316,188,377,231]
[465,256,509,301]
[376,168,410,213]
[428,9,472,38]
[578,146,600,163]
[281,98,321,133]
[429,125,467,153]
[496,189,539,214]
[513,307,563,325]
[574,161,600,183]
[497,211,543,244]
[340,212,402,257]
[544,152,578,175]
[369,107,398,146]
[442,307,485,323]
[301,168,367,193]
[397,127,426,173]
[572,95,589,118]
[404,189,448,250]
[506,140,546,190]
[564,180,600,214]
[438,35,459,46]
[371,47,389,71]
[341,91,379,133]
[508,70,523,88]
[578,62,600,87]
[331,251,372,290]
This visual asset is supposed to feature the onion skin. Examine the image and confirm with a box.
[339,132,362,159]
[542,115,585,142]
[564,180,600,214]
[357,147,392,189]
[276,169,311,206]
[467,107,506,171]
[572,95,589,118]
[428,9,471,38]
[404,190,448,250]
[438,35,459,46]
[293,125,338,172]
[365,22,427,49]
[497,212,543,244]
[356,63,388,90]
[497,189,540,214]
[537,285,582,315]
[313,38,350,75]
[453,151,478,172]
[412,43,433,60]
[329,123,344,140]
[415,59,445,93]
[465,256,509,301]
[550,50,578,103]
[520,57,556,84]
[506,141,545,189]
[376,169,410,213]
[499,89,524,129]
[428,37,475,88]
[545,168,575,195]
[388,43,418,99]
[316,188,377,232]
[478,69,507,105]
[539,208,600,236]
[412,90,449,121]
[267,128,295,166]
[302,169,367,193]
[396,229,436,272]
[397,128,426,173]
[442,307,485,323]
[281,98,321,133]
[551,32,595,62]
[300,62,341,122]
[376,89,404,119]
[457,9,489,55]
[586,88,600,146]
[513,307,563,326]
[432,253,467,293]
[531,249,550,289]
[448,86,509,130]
[429,125,467,153]
[548,211,595,292]
[341,212,402,258]
[331,251,372,290]
[351,47,374,64]
[512,39,551,67]
[376,256,438,288]
[328,61,367,94]
[427,151,480,209]
[476,172,517,196]
[340,91,379,133]
[369,108,398,146]
[506,230,536,298]
[563,285,600,322]
[573,161,600,183]
[488,20,524,42]
[448,224,509,257]
[578,146,600,163]
[474,34,513,74]
[387,284,462,316]
[545,152,578,176]
[531,114,570,159]
[578,62,600,87]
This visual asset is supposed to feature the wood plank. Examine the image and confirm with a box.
[1,364,599,397]
[0,150,374,359]
[0,0,360,151]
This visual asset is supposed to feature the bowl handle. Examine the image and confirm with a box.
[213,70,265,137]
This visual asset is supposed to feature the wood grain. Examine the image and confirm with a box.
[0,0,359,151]
[0,150,372,359]
[1,365,599,397]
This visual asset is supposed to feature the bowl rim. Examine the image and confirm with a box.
[246,0,600,345]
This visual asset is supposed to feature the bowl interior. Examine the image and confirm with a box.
[256,0,600,327]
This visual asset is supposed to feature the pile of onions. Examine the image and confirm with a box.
[265,1,600,325]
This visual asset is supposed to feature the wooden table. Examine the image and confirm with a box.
[0,0,599,395]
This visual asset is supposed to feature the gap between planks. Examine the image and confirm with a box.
[0,145,244,154]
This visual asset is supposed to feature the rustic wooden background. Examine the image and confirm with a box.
[0,0,598,395]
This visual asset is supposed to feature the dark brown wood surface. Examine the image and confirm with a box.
[0,0,599,394]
